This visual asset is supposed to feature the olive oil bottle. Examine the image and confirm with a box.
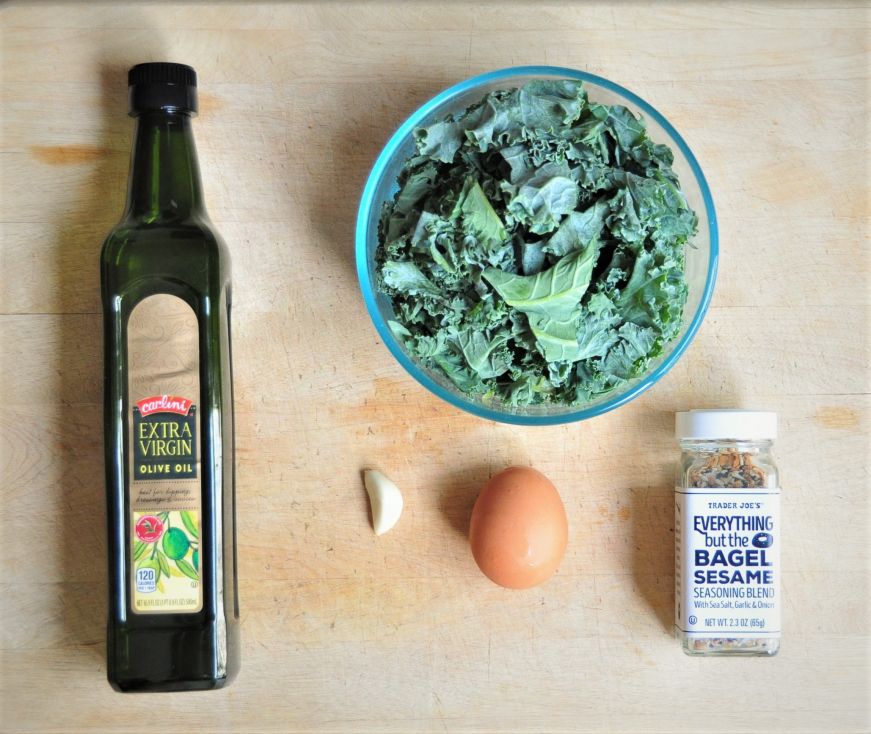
[102,63,239,691]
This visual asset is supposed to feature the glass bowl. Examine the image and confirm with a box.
[356,66,718,425]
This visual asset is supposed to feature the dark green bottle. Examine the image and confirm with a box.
[102,63,239,692]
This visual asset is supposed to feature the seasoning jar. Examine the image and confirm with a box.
[674,410,780,656]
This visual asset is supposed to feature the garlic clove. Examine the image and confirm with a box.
[363,470,403,536]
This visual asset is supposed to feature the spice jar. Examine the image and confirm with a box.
[674,410,780,656]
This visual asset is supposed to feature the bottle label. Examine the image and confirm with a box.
[675,487,780,637]
[127,295,202,614]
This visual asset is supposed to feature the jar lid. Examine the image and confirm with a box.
[676,410,777,440]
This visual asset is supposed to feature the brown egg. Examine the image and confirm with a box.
[469,466,568,589]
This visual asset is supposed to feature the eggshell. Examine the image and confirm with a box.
[469,466,568,589]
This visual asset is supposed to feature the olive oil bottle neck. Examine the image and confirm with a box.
[124,111,206,223]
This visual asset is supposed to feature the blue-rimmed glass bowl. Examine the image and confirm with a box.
[356,66,718,425]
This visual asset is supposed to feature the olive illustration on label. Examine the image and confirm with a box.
[752,532,773,548]
[162,527,191,560]
[192,549,199,571]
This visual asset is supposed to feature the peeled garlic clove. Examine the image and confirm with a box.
[363,470,403,536]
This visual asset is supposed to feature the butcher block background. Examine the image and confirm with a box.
[1,2,868,732]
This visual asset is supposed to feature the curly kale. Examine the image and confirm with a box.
[376,80,697,407]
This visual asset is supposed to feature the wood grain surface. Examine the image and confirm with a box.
[1,2,869,732]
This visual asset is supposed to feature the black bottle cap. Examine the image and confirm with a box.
[128,62,198,117]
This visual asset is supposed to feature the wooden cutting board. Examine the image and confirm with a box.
[1,2,868,732]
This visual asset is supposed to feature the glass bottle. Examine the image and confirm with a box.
[674,410,780,656]
[101,63,239,691]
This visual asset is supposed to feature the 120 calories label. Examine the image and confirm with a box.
[675,488,781,637]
